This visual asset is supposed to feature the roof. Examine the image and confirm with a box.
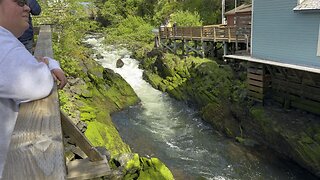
[225,4,252,15]
[293,0,320,12]
[224,55,320,74]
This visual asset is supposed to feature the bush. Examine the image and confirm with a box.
[105,15,154,49]
[170,10,202,27]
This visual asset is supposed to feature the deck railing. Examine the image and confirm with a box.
[159,25,251,43]
[2,25,110,180]
[2,25,67,179]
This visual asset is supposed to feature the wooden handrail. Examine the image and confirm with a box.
[159,25,251,42]
[2,25,67,179]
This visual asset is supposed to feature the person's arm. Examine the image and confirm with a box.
[0,47,54,102]
[28,0,41,16]
[36,56,67,89]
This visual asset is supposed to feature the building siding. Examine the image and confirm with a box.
[252,0,320,68]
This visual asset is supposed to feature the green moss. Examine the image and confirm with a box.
[103,68,139,109]
[250,106,270,126]
[125,153,141,171]
[85,120,131,157]
[314,133,320,142]
[137,157,174,180]
[143,71,160,88]
[124,173,139,180]
[80,112,96,121]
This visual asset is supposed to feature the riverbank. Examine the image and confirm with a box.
[58,38,174,179]
[138,48,320,177]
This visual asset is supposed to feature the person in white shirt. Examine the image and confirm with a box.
[0,0,67,177]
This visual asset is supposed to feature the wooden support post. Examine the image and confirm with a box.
[247,62,270,103]
[245,34,249,53]
[223,41,227,56]
[201,41,205,58]
[213,27,217,42]
[173,40,177,54]
[228,27,231,43]
[186,40,189,56]
[213,42,218,57]
[60,111,104,162]
[182,39,186,56]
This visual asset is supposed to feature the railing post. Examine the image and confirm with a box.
[228,27,231,43]
[213,27,217,42]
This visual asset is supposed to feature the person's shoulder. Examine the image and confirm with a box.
[0,27,27,63]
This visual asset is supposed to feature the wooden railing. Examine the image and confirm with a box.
[2,25,110,180]
[2,25,66,179]
[159,25,251,43]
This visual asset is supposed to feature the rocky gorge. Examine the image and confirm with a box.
[59,44,174,179]
[137,48,320,178]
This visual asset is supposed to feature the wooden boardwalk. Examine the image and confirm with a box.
[159,25,251,43]
[157,25,251,57]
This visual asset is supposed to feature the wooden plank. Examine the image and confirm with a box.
[61,111,104,162]
[248,79,264,87]
[2,25,66,180]
[3,85,66,179]
[291,99,320,115]
[271,93,285,104]
[248,90,264,100]
[271,82,320,114]
[248,73,263,81]
[248,68,263,75]
[272,79,320,101]
[248,85,264,93]
[34,25,53,57]
[248,62,263,69]
[67,158,110,180]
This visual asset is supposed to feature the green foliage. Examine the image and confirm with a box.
[104,16,154,49]
[170,10,202,26]
[98,0,126,25]
[180,0,222,24]
[94,0,252,27]
[152,0,180,25]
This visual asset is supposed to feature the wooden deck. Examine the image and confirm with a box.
[159,25,251,43]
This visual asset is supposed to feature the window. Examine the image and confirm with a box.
[317,24,320,56]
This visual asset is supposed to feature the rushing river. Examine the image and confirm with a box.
[84,37,316,180]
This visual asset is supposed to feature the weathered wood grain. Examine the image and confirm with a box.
[60,111,104,162]
[2,25,66,179]
[67,158,110,180]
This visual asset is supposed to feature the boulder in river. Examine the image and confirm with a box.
[116,58,124,68]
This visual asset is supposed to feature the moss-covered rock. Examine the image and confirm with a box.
[137,157,174,180]
[249,106,320,177]
[111,153,174,180]
[102,68,139,109]
[138,48,320,177]
[85,119,131,157]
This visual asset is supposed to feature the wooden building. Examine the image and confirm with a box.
[225,0,320,114]
[225,4,252,27]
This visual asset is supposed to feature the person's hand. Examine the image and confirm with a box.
[35,56,49,65]
[51,69,67,89]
